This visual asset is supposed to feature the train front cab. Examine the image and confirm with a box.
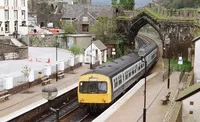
[78,73,112,104]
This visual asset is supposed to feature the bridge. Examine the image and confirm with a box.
[116,2,200,59]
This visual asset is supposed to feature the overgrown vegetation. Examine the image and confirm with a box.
[59,22,77,34]
[156,0,200,9]
[166,59,192,72]
[112,0,135,10]
[89,16,116,43]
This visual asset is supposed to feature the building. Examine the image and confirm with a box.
[0,0,28,36]
[192,36,200,82]
[84,40,107,64]
[176,82,200,122]
[62,4,115,33]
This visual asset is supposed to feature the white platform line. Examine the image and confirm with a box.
[92,72,158,122]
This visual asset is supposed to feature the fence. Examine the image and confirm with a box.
[0,56,81,91]
[13,75,27,87]
[163,67,174,81]
[0,77,5,91]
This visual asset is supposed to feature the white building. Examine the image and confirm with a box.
[192,36,200,82]
[0,0,28,36]
[84,40,107,65]
[176,82,200,122]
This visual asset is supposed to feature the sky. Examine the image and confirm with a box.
[92,0,152,8]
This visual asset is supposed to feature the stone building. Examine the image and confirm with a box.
[61,4,115,33]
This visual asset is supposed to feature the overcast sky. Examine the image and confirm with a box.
[92,0,152,8]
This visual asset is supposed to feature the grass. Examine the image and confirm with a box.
[165,59,192,72]
[107,57,113,62]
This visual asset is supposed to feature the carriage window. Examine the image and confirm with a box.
[79,81,107,94]
[129,72,131,77]
[114,80,118,88]
[119,75,122,85]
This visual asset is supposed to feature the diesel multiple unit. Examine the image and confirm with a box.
[78,38,158,111]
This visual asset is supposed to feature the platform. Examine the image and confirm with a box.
[0,64,90,122]
[93,68,181,122]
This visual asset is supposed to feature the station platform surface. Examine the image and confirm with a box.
[0,64,90,121]
[93,67,181,122]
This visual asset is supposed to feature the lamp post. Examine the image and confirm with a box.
[90,36,94,69]
[138,48,147,122]
[42,84,59,122]
[56,42,59,82]
[165,37,171,89]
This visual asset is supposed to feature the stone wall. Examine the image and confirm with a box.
[18,47,28,59]
[146,3,198,18]
[29,34,67,48]
[0,43,28,60]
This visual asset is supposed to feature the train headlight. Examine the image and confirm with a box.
[102,99,106,103]
[80,98,84,102]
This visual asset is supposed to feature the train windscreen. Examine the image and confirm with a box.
[79,81,107,94]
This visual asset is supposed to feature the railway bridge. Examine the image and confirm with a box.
[117,3,200,59]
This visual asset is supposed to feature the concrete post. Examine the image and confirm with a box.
[4,75,13,89]
[45,64,51,77]
[59,61,64,71]
[70,57,74,66]
[28,69,34,82]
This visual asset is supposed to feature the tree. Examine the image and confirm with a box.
[59,22,77,34]
[112,0,135,10]
[69,45,82,72]
[89,16,116,43]
[21,65,31,92]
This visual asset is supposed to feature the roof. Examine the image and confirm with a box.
[192,35,200,43]
[176,82,200,101]
[84,40,157,78]
[93,40,107,50]
[62,4,115,19]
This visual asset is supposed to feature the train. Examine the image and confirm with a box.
[78,38,159,111]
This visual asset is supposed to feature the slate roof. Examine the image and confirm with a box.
[192,35,200,43]
[93,40,107,50]
[62,4,115,19]
[176,82,200,101]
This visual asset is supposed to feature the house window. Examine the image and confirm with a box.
[22,21,26,26]
[4,0,8,6]
[14,21,18,31]
[190,101,194,105]
[5,21,9,33]
[21,10,25,20]
[13,0,17,7]
[82,17,88,22]
[82,24,89,32]
[5,10,9,20]
[21,0,25,7]
[14,10,18,20]
[189,110,193,114]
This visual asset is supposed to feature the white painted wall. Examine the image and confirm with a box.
[194,40,200,82]
[84,43,101,64]
[0,0,28,36]
[182,93,200,122]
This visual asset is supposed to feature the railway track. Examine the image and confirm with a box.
[36,98,79,122]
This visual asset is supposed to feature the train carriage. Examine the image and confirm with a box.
[78,39,158,111]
